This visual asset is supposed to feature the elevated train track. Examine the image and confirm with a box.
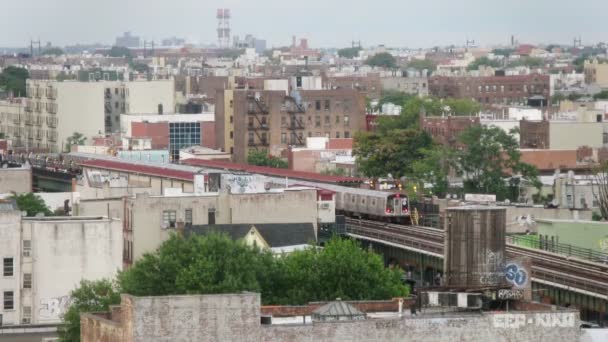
[341,218,608,299]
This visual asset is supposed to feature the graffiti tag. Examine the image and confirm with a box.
[38,296,71,320]
[504,263,528,288]
[493,313,575,329]
[498,289,524,300]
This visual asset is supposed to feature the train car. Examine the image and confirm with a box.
[267,177,410,223]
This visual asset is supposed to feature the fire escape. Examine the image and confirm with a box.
[284,96,305,146]
[247,93,270,148]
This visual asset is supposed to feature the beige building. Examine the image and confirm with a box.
[380,76,429,97]
[0,98,27,150]
[123,188,319,262]
[0,206,122,326]
[584,59,608,87]
[0,163,32,194]
[12,79,175,152]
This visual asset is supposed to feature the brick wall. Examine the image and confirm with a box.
[131,121,169,149]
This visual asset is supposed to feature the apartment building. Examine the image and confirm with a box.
[0,206,121,325]
[519,120,606,150]
[419,112,480,146]
[6,79,175,152]
[215,88,366,164]
[584,59,608,87]
[429,74,550,107]
[0,98,26,150]
[380,76,429,97]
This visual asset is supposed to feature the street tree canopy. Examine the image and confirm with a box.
[467,56,501,71]
[337,47,362,59]
[106,46,133,59]
[0,66,29,97]
[12,192,52,217]
[247,149,288,168]
[365,52,397,69]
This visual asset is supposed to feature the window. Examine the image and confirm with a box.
[324,99,330,110]
[344,131,350,138]
[315,116,321,127]
[3,258,13,277]
[185,209,192,225]
[208,208,216,225]
[281,132,287,144]
[230,131,234,139]
[281,116,286,125]
[23,273,32,289]
[114,88,118,95]
[344,115,350,127]
[230,116,233,123]
[248,132,254,144]
[336,132,340,138]
[3,291,14,310]
[23,240,31,257]
[162,210,176,228]
[324,116,330,125]
[335,115,340,124]
[115,101,119,109]
[249,117,254,128]
[315,100,321,111]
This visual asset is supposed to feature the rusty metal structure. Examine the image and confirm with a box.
[444,206,507,289]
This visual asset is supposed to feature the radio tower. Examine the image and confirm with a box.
[217,8,231,48]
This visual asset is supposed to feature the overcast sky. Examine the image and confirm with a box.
[1,0,607,48]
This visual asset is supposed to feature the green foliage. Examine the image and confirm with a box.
[443,98,481,116]
[406,59,437,72]
[58,279,120,342]
[11,192,52,217]
[117,234,407,306]
[454,126,540,201]
[66,132,86,149]
[0,66,29,97]
[130,62,149,73]
[217,49,245,60]
[107,46,133,59]
[411,147,452,197]
[592,211,603,221]
[508,57,544,68]
[247,149,288,168]
[354,128,433,178]
[568,92,583,101]
[0,132,5,139]
[337,47,362,59]
[56,71,76,82]
[365,52,397,69]
[593,90,608,100]
[41,47,65,56]
[492,48,515,57]
[552,93,566,105]
[467,56,501,71]
[274,237,408,305]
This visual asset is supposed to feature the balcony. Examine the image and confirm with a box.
[248,123,269,131]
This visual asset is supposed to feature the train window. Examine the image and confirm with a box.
[372,200,376,206]
[361,198,365,204]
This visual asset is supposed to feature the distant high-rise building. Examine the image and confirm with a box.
[115,32,141,48]
[217,9,231,48]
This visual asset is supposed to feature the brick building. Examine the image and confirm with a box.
[519,120,549,149]
[323,73,382,99]
[216,89,366,164]
[429,74,550,107]
[419,113,480,146]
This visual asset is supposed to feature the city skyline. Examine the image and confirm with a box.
[1,0,607,49]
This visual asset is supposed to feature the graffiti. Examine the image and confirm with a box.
[38,296,71,320]
[493,313,575,329]
[497,289,524,300]
[504,263,528,288]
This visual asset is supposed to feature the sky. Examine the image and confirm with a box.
[1,0,607,48]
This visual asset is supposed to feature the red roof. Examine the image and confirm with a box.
[182,158,364,184]
[79,159,194,181]
[326,138,353,150]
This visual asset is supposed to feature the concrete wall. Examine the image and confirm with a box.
[380,77,429,97]
[76,198,124,220]
[0,210,23,325]
[0,167,31,194]
[549,122,603,150]
[81,293,582,342]
[537,219,608,254]
[23,217,122,323]
[126,80,175,114]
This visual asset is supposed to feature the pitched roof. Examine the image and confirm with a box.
[186,223,316,247]
[181,158,363,184]
[312,301,365,318]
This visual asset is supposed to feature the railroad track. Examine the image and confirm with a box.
[343,218,608,297]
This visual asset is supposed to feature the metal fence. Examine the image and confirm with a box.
[508,235,608,264]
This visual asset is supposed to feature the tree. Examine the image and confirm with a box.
[0,66,29,97]
[65,132,87,150]
[411,146,453,197]
[58,279,121,342]
[247,149,288,168]
[354,128,433,179]
[275,237,408,305]
[454,126,540,201]
[106,46,133,59]
[365,52,397,69]
[508,57,544,68]
[337,47,362,59]
[11,192,52,217]
[42,47,65,56]
[443,98,481,116]
[593,90,608,100]
[552,93,567,105]
[405,59,436,72]
[467,57,501,71]
[492,48,515,57]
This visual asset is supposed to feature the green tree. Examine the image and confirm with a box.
[411,146,453,197]
[58,279,121,342]
[247,149,288,168]
[0,66,29,97]
[11,192,52,217]
[593,90,608,100]
[107,46,133,59]
[337,47,362,59]
[552,93,567,105]
[454,126,540,201]
[492,48,515,57]
[405,59,437,72]
[354,128,433,178]
[42,47,65,56]
[467,56,501,71]
[274,237,408,305]
[568,92,583,101]
[130,62,149,73]
[65,132,87,151]
[508,57,544,68]
[365,52,397,69]
[444,98,481,116]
